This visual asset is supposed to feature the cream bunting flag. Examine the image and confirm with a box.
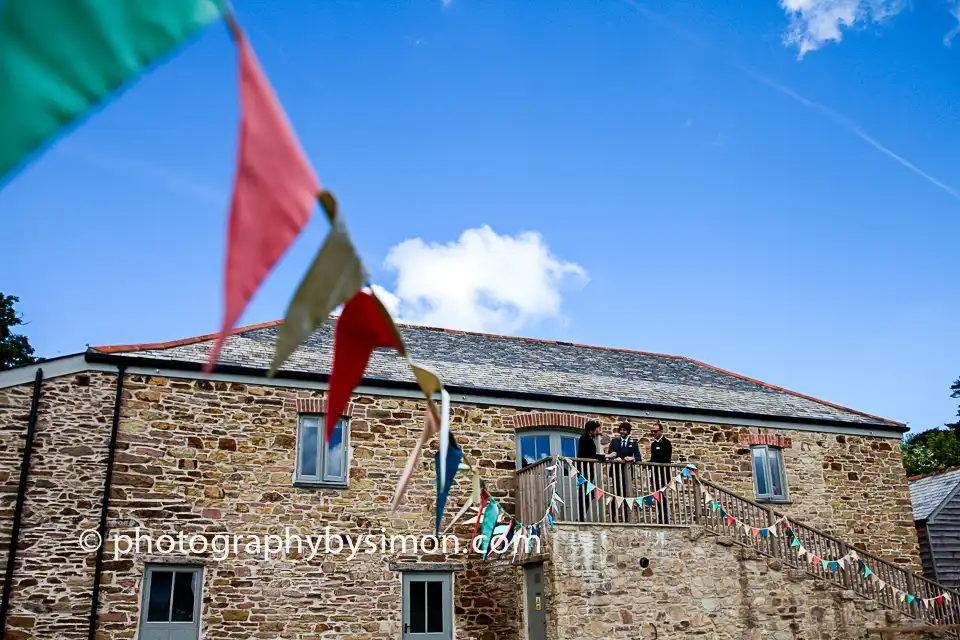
[269,201,368,375]
[409,361,442,418]
[443,471,482,534]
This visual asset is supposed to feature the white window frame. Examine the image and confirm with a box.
[515,428,580,469]
[751,445,789,503]
[138,564,203,638]
[294,414,350,488]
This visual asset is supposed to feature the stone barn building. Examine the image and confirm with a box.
[0,321,952,639]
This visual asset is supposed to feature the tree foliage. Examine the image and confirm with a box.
[901,376,960,477]
[948,376,960,433]
[902,428,960,477]
[0,294,39,371]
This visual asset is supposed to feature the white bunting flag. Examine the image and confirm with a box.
[769,524,778,537]
[616,496,625,510]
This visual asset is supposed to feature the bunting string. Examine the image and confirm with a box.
[555,457,697,511]
[697,479,956,611]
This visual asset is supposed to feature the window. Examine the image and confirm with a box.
[295,415,349,487]
[516,429,579,469]
[138,565,202,640]
[751,445,788,502]
[402,572,453,640]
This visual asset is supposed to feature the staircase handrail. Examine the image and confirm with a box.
[697,474,960,627]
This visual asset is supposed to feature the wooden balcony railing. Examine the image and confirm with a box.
[516,458,695,526]
[515,456,960,629]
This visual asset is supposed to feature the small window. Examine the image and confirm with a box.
[751,445,788,502]
[295,415,349,487]
[516,429,580,469]
[139,565,202,639]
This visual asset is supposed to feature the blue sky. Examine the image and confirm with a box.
[2,0,958,434]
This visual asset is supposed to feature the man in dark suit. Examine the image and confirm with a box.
[607,422,642,521]
[649,421,673,523]
[608,421,642,462]
[577,421,605,520]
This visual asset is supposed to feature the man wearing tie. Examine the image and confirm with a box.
[607,422,642,521]
[649,421,673,524]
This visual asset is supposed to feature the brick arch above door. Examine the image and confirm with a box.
[504,412,590,430]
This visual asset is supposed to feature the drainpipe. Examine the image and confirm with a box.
[88,365,125,640]
[0,368,43,636]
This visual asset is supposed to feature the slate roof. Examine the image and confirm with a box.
[909,468,960,521]
[89,320,903,429]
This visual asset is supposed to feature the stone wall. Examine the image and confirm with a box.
[0,368,920,639]
[0,371,115,639]
[546,525,942,639]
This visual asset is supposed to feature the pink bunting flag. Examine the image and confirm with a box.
[725,515,735,526]
[653,491,662,503]
[206,31,320,371]
[751,528,760,539]
[326,291,404,440]
[594,487,605,499]
[391,408,438,512]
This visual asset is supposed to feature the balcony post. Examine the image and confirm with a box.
[693,474,703,526]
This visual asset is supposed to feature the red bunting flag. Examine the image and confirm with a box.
[205,29,320,371]
[936,595,945,606]
[725,515,735,526]
[653,491,661,503]
[325,290,404,440]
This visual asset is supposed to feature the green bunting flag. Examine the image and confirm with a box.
[479,499,500,559]
[907,594,915,605]
[0,0,224,182]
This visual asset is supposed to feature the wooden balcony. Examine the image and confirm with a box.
[515,457,695,526]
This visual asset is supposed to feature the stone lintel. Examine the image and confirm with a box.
[388,561,465,572]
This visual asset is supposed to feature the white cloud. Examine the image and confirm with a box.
[779,0,906,57]
[370,284,401,317]
[944,1,960,46]
[377,226,586,334]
